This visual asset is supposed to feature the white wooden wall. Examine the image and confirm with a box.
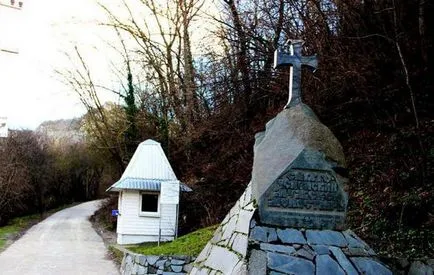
[117,190,177,244]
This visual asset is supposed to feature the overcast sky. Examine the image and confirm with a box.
[1,0,93,129]
[0,0,218,130]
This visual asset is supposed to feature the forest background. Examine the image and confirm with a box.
[0,0,432,259]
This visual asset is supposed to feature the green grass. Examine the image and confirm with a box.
[0,213,41,250]
[128,225,218,257]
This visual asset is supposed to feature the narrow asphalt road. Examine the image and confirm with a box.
[0,200,119,274]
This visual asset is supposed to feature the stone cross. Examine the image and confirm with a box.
[274,40,318,108]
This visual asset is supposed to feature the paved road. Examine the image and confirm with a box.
[0,200,119,275]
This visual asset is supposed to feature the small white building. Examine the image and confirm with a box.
[107,139,191,245]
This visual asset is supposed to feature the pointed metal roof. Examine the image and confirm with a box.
[121,139,177,181]
[107,139,192,192]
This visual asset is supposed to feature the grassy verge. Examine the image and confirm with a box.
[0,214,41,250]
[128,225,218,257]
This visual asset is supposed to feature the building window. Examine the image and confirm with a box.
[140,192,159,215]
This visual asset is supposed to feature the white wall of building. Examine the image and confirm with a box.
[117,190,177,244]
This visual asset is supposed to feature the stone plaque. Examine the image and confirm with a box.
[267,169,345,211]
[258,150,348,230]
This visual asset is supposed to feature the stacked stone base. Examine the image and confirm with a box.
[248,217,392,275]
[121,252,195,275]
[190,184,395,275]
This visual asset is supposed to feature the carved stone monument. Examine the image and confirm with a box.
[253,40,348,230]
[190,40,392,275]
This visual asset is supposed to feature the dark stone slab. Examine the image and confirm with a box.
[342,247,375,257]
[329,246,358,275]
[351,257,392,275]
[312,245,330,255]
[248,250,267,275]
[316,255,345,275]
[295,246,315,261]
[267,252,315,274]
[343,230,367,248]
[259,149,348,230]
[306,230,347,247]
[250,226,268,242]
[277,229,306,244]
[260,243,296,255]
[268,228,278,242]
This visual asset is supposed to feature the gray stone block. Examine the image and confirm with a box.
[312,245,330,255]
[260,243,296,255]
[221,215,237,241]
[163,273,185,275]
[148,266,158,273]
[268,228,278,242]
[257,148,348,230]
[147,256,160,265]
[351,257,392,275]
[277,228,306,244]
[267,252,314,274]
[248,250,267,275]
[183,263,193,273]
[316,254,345,275]
[252,105,346,203]
[231,233,248,256]
[329,246,358,275]
[155,259,166,268]
[171,265,183,273]
[233,260,247,275]
[132,263,139,275]
[306,230,347,247]
[210,227,222,244]
[203,245,240,274]
[126,254,133,264]
[343,247,372,257]
[250,226,268,242]
[294,246,315,261]
[138,255,147,266]
[409,261,433,275]
[237,209,254,235]
[138,265,147,275]
[342,231,365,248]
[171,259,185,265]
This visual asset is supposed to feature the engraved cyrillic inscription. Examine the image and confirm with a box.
[266,169,345,211]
